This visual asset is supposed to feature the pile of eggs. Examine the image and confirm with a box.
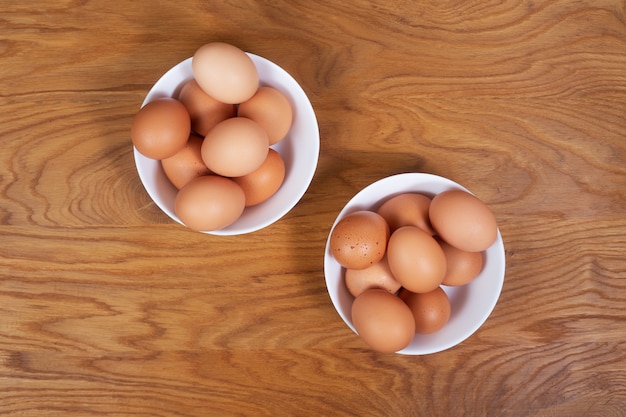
[328,189,498,353]
[131,42,293,232]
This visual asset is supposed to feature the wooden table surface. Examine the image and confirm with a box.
[1,1,625,416]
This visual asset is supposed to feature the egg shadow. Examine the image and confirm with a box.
[443,284,471,320]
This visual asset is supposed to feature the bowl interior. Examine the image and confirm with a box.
[323,173,506,355]
[134,54,320,235]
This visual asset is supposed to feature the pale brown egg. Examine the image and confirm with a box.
[429,189,498,252]
[329,211,390,270]
[232,148,285,207]
[192,42,259,104]
[131,98,190,160]
[399,287,451,334]
[174,175,245,232]
[351,289,415,353]
[237,86,293,145]
[344,255,401,298]
[386,226,446,293]
[201,117,269,177]
[161,134,212,190]
[376,193,434,234]
[177,79,236,136]
[437,237,484,286]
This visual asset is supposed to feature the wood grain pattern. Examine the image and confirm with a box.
[1,1,625,416]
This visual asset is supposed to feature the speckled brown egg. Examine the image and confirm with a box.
[329,211,390,270]
[399,286,451,334]
[351,288,415,353]
[429,189,498,252]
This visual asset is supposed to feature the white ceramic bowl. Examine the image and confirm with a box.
[133,54,320,235]
[324,173,506,355]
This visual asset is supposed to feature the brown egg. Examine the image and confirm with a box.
[429,189,498,252]
[174,175,245,232]
[192,42,259,104]
[351,289,415,353]
[232,148,285,206]
[344,255,401,298]
[131,98,191,160]
[161,134,212,190]
[177,79,236,136]
[376,193,434,234]
[237,86,293,145]
[201,117,269,177]
[399,287,451,334]
[437,237,484,286]
[329,211,390,270]
[386,226,446,293]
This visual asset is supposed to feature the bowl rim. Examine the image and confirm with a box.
[323,172,506,355]
[133,53,320,235]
